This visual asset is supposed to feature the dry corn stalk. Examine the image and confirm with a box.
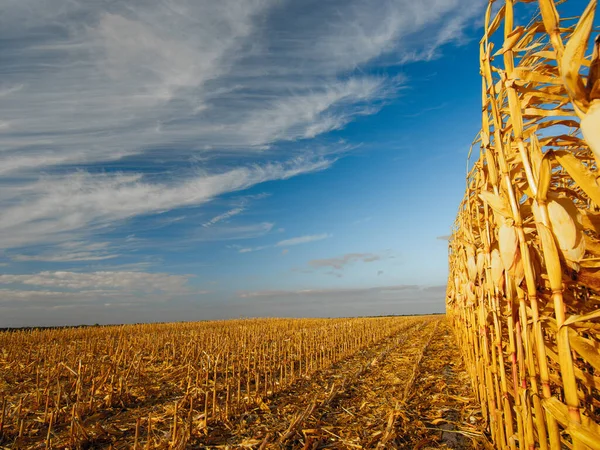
[447,0,600,449]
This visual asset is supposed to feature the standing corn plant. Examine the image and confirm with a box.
[447,0,600,449]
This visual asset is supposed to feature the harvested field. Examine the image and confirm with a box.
[0,315,486,449]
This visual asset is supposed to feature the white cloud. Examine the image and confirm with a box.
[10,242,118,262]
[239,245,270,253]
[236,77,395,146]
[309,253,383,270]
[203,207,246,227]
[238,233,329,253]
[0,1,412,175]
[276,233,330,247]
[0,157,330,249]
[238,284,425,298]
[0,0,482,173]
[0,271,192,294]
[0,0,483,268]
[0,0,276,171]
[0,270,209,314]
[195,222,275,243]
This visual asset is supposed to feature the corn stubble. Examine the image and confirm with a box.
[447,0,600,449]
[0,316,428,448]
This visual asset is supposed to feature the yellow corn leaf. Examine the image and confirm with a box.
[496,26,526,55]
[523,91,565,107]
[514,68,562,85]
[567,328,600,373]
[523,119,580,138]
[523,107,576,117]
[530,50,556,61]
[539,135,587,147]
[537,0,561,48]
[562,309,600,327]
[561,0,596,112]
[483,4,505,43]
[542,397,600,450]
[552,150,600,206]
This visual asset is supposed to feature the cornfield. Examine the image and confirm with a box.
[4,0,600,449]
[447,0,600,450]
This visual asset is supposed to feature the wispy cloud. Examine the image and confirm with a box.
[239,284,425,298]
[238,233,330,253]
[239,245,271,254]
[0,156,330,249]
[203,207,246,227]
[10,242,118,262]
[309,253,383,270]
[202,192,271,228]
[0,271,193,294]
[0,270,203,315]
[192,222,275,243]
[276,234,330,247]
[0,0,482,324]
[0,0,482,160]
[0,0,412,175]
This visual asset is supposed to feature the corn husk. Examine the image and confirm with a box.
[476,250,485,279]
[498,223,519,272]
[491,248,505,290]
[581,102,600,165]
[466,245,478,281]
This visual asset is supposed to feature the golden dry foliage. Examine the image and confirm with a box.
[447,0,600,449]
[0,316,420,448]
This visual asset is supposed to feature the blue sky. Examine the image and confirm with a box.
[2,0,576,326]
